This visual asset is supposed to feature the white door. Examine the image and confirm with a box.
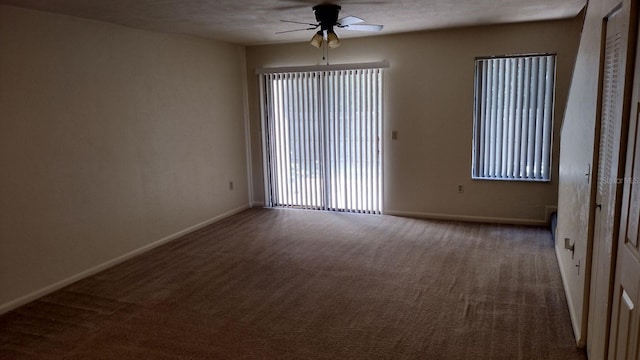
[608,5,640,358]
[588,2,635,359]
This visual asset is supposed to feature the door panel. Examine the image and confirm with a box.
[609,247,639,359]
[612,288,633,359]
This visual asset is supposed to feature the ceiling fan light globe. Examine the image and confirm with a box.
[327,31,340,48]
[310,31,323,48]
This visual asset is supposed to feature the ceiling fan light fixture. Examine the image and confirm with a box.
[310,30,323,48]
[280,3,381,49]
[327,29,340,48]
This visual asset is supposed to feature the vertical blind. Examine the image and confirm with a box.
[261,68,383,214]
[472,54,556,181]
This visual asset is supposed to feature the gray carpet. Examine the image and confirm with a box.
[0,208,585,359]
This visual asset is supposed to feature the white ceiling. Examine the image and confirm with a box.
[0,0,586,45]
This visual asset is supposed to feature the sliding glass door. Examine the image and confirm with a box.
[260,68,383,214]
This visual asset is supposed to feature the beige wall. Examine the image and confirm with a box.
[556,0,622,346]
[246,17,582,224]
[0,6,249,311]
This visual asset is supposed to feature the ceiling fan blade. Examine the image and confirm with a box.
[280,19,318,26]
[275,27,318,34]
[337,16,364,26]
[272,5,310,10]
[342,24,383,32]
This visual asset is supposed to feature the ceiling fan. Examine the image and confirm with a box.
[277,4,383,48]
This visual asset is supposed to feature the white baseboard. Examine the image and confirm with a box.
[555,244,585,347]
[0,204,250,315]
[383,210,548,226]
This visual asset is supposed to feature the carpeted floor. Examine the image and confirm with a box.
[0,208,585,359]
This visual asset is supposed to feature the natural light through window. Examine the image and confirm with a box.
[472,54,556,181]
[260,68,383,214]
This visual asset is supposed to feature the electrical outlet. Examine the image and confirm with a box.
[229,181,234,191]
[392,131,398,140]
[457,185,464,193]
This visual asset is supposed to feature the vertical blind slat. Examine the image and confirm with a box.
[513,58,524,178]
[271,75,279,205]
[489,61,497,177]
[527,58,538,179]
[352,71,358,212]
[351,71,357,211]
[285,74,293,205]
[321,73,329,210]
[483,62,491,177]
[368,70,371,213]
[326,72,333,210]
[542,57,555,179]
[273,75,283,205]
[520,59,531,178]
[506,59,516,178]
[336,74,343,210]
[292,74,298,201]
[495,59,504,177]
[301,73,308,208]
[534,58,546,179]
[306,73,314,208]
[271,75,279,206]
[479,61,487,177]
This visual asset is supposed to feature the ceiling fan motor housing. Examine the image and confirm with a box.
[313,4,341,30]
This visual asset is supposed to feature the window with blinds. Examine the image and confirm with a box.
[260,68,383,214]
[472,54,556,181]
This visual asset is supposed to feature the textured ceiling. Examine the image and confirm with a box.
[0,0,586,45]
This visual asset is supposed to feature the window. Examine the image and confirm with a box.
[260,67,383,214]
[472,54,556,181]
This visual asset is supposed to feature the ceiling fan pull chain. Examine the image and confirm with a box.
[323,42,327,64]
